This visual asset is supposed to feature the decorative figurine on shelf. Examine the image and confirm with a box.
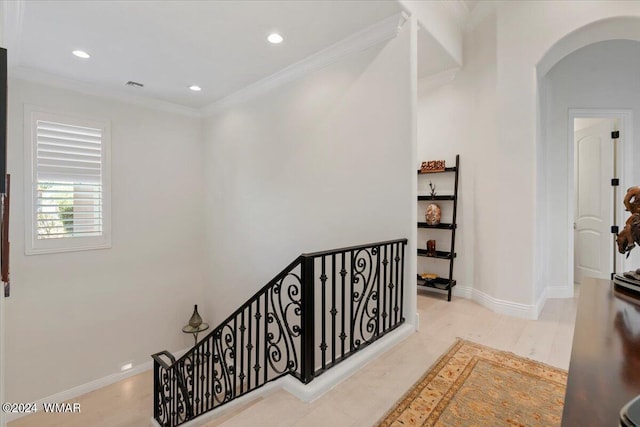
[429,181,437,198]
[615,186,640,290]
[420,160,446,173]
[427,240,437,256]
[425,203,441,225]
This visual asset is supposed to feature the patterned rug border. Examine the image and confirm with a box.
[375,338,568,427]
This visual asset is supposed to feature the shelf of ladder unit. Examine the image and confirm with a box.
[417,222,455,230]
[417,167,457,174]
[417,277,457,290]
[417,195,455,201]
[417,249,456,259]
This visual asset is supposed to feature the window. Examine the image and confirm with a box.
[25,108,111,254]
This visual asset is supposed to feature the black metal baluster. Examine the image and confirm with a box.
[331,253,336,365]
[393,242,399,326]
[255,298,261,388]
[400,242,405,321]
[263,292,268,385]
[300,255,315,382]
[172,368,176,426]
[350,250,355,352]
[153,361,159,422]
[376,245,381,336]
[239,310,245,394]
[247,303,252,391]
[389,243,395,330]
[320,256,327,370]
[382,245,389,332]
[206,338,211,412]
[340,252,346,358]
[191,346,200,413]
[232,316,237,402]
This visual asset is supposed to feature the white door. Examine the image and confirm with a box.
[574,119,615,283]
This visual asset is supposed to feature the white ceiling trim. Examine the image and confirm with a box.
[9,66,202,118]
[203,11,408,117]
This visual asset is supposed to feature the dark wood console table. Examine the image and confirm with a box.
[562,278,640,426]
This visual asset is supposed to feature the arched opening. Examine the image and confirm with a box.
[536,17,640,299]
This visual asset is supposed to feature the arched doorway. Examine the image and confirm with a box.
[537,18,640,299]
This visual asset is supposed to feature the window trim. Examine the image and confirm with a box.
[24,106,111,255]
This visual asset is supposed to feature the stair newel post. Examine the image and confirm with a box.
[300,255,316,384]
[153,360,160,422]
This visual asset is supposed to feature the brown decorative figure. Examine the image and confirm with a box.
[617,187,640,258]
[425,203,441,225]
[426,240,436,256]
[624,186,640,214]
[616,186,640,286]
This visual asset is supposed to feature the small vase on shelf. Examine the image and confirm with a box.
[425,203,441,225]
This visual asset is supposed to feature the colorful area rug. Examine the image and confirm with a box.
[377,339,568,427]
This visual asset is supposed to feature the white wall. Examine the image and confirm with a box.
[543,40,640,291]
[5,79,205,402]
[202,25,414,328]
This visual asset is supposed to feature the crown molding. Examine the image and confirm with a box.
[9,66,203,118]
[202,11,408,117]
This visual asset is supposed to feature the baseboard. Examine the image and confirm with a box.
[7,346,191,422]
[453,285,541,320]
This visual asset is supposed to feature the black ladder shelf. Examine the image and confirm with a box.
[416,155,459,301]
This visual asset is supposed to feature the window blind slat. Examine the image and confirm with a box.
[38,159,102,170]
[37,140,102,153]
[37,121,102,138]
[38,151,101,163]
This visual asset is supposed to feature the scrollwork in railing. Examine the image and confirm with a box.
[351,247,380,348]
[212,324,235,405]
[266,270,302,376]
[153,351,191,427]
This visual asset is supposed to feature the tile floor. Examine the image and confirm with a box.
[8,289,578,427]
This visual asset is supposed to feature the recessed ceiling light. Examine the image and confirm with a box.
[72,50,90,59]
[267,33,283,44]
[189,85,202,92]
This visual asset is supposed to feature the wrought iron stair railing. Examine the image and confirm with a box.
[151,238,408,427]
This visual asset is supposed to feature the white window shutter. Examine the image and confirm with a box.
[26,108,111,254]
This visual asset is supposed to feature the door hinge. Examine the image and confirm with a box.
[612,178,620,186]
[612,225,619,234]
[612,131,620,139]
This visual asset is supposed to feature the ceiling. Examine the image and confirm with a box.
[4,0,462,112]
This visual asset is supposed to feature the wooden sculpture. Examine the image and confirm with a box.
[616,186,640,285]
[617,186,640,257]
